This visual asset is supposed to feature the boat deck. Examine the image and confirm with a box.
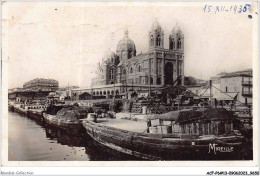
[96,118,148,133]
[29,109,44,113]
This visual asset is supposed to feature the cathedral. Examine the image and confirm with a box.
[88,20,184,97]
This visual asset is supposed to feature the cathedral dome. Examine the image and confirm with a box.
[171,23,183,36]
[151,20,162,32]
[102,49,115,63]
[116,29,136,51]
[103,49,115,59]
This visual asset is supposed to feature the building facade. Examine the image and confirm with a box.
[23,78,59,92]
[80,21,184,97]
[219,69,252,105]
[186,69,253,106]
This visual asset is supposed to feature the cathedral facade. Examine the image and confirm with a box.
[80,20,184,97]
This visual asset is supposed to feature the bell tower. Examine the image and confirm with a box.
[149,19,164,50]
[169,23,184,51]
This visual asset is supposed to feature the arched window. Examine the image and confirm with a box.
[122,68,126,75]
[156,35,161,46]
[170,40,173,49]
[100,91,102,95]
[138,65,142,72]
[128,49,132,59]
[170,38,175,49]
[150,77,153,84]
[130,67,133,74]
[150,35,154,46]
[177,38,181,49]
[110,69,115,80]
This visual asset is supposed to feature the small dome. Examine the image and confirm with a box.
[103,49,115,59]
[102,49,115,63]
[117,29,136,51]
[171,23,183,36]
[151,20,162,32]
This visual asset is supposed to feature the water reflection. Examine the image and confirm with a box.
[45,126,86,147]
[44,125,142,161]
[8,111,140,161]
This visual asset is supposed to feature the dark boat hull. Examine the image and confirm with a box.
[27,110,44,121]
[82,120,246,160]
[13,107,28,116]
[43,113,84,134]
[8,105,14,111]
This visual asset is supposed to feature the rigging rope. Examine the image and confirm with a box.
[212,85,251,108]
[199,85,210,98]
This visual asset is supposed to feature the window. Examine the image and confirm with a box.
[122,68,126,75]
[110,69,115,80]
[128,49,133,59]
[138,65,142,72]
[130,67,133,74]
[157,78,161,85]
[170,39,175,49]
[150,77,153,84]
[156,35,161,46]
[150,35,154,46]
[226,87,228,92]
[177,38,181,49]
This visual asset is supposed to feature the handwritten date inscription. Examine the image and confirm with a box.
[203,4,251,14]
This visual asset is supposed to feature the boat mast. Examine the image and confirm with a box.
[177,84,180,110]
[149,59,151,98]
[209,79,212,107]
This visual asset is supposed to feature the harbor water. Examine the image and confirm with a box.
[8,111,140,161]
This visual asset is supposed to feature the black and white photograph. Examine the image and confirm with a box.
[1,1,259,175]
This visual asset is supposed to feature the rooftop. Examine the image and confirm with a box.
[220,69,252,78]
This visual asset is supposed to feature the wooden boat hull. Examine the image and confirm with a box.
[8,105,14,111]
[27,110,44,121]
[43,113,84,134]
[82,120,246,160]
[13,107,28,116]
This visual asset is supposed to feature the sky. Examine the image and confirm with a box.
[3,2,255,89]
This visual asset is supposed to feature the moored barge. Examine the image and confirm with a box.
[43,104,93,134]
[82,108,245,160]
